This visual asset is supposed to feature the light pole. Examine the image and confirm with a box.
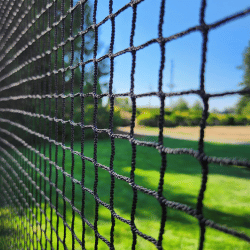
[167,60,175,108]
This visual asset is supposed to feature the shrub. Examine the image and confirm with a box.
[137,110,159,127]
[164,108,172,115]
[113,106,131,127]
[234,115,248,125]
[187,114,201,126]
[169,113,185,126]
[136,109,249,128]
[217,114,235,126]
[226,115,235,125]
[207,113,220,126]
[164,116,177,127]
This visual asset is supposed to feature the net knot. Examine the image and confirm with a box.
[199,22,209,32]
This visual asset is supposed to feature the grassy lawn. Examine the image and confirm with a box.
[1,135,250,249]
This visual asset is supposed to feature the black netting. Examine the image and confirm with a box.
[0,0,249,249]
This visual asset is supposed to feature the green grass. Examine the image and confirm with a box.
[1,136,250,249]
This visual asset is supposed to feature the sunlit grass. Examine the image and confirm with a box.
[1,136,250,249]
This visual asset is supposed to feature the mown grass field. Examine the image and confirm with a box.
[1,135,250,249]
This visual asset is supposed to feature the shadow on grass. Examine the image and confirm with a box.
[143,135,250,179]
[0,205,16,250]
[2,135,249,248]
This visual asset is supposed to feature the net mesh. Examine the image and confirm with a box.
[0,0,249,249]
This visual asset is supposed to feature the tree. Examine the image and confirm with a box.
[49,1,109,105]
[222,107,235,114]
[239,41,250,89]
[191,100,203,112]
[241,102,250,115]
[236,41,250,114]
[236,95,249,114]
[172,98,189,111]
[0,1,111,143]
[114,97,131,110]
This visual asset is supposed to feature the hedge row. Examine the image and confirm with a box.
[137,110,250,127]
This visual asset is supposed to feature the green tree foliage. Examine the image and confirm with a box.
[114,97,131,110]
[236,41,250,114]
[239,41,250,89]
[242,102,250,116]
[172,97,189,111]
[191,100,203,112]
[236,95,249,114]
[49,1,109,105]
[0,1,127,143]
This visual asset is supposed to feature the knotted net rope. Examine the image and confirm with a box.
[0,0,249,249]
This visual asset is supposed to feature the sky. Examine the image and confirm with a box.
[92,0,250,111]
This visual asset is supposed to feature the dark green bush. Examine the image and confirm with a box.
[217,115,235,126]
[137,110,159,127]
[235,116,248,125]
[164,116,177,127]
[164,108,172,115]
[226,115,235,125]
[187,114,201,126]
[207,114,220,126]
[171,114,187,126]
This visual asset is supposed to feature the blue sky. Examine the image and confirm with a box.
[93,0,250,111]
